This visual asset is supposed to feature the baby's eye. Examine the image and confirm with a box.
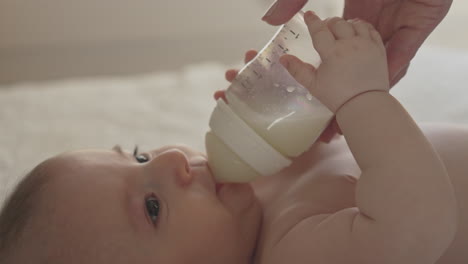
[135,154,149,163]
[145,196,160,225]
[133,146,149,163]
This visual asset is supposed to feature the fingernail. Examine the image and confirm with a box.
[305,10,315,17]
[391,65,407,85]
[304,11,316,22]
[262,1,279,20]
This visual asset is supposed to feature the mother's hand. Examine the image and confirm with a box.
[262,0,453,86]
[342,0,452,86]
[213,50,258,102]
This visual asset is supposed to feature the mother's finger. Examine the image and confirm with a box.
[389,63,409,87]
[225,70,238,82]
[226,50,259,82]
[213,90,227,102]
[262,0,308,26]
[385,28,421,88]
[244,50,258,63]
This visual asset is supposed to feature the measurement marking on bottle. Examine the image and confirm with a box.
[289,30,296,35]
[253,70,263,79]
[295,34,300,39]
[266,58,272,63]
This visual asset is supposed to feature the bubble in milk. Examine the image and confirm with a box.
[306,93,313,101]
[286,86,296,93]
[273,83,280,87]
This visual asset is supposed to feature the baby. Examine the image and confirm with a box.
[1,11,467,264]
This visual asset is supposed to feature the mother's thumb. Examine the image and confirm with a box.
[262,0,308,25]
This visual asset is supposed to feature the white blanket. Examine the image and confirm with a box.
[1,45,467,201]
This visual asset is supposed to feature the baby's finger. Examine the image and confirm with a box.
[361,20,385,53]
[370,28,384,47]
[327,17,355,39]
[225,69,238,82]
[349,19,370,39]
[280,54,316,90]
[244,50,258,63]
[350,19,385,54]
[304,11,335,59]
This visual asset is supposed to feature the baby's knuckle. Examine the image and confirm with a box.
[349,39,365,50]
[315,27,330,36]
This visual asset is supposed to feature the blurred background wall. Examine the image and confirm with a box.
[0,0,466,84]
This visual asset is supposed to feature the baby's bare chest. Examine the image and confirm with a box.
[422,125,468,263]
[254,125,468,263]
[253,138,360,256]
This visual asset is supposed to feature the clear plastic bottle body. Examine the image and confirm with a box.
[206,11,334,182]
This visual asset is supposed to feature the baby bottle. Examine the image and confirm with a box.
[205,11,334,182]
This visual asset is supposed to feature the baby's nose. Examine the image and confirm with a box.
[151,148,192,186]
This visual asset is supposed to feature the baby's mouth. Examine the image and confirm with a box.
[191,157,225,193]
[188,156,220,193]
[189,156,207,167]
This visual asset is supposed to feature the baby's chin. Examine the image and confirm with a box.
[220,183,262,263]
[218,182,258,215]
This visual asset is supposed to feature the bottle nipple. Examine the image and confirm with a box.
[206,99,292,182]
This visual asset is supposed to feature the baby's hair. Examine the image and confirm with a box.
[0,162,51,262]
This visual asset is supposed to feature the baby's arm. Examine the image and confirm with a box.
[270,12,458,264]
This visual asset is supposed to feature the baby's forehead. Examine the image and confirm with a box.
[36,151,120,192]
[33,153,129,221]
[47,149,121,171]
[28,154,84,197]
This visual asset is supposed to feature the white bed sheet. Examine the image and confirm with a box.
[1,45,467,201]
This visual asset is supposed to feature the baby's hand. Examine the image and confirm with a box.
[280,11,390,113]
[215,49,342,143]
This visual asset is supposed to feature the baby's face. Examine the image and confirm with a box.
[32,145,261,263]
